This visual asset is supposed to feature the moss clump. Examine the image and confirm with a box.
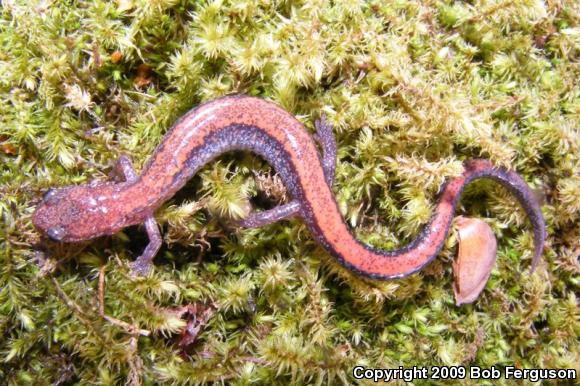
[1,0,578,384]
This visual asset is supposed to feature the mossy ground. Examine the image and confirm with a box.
[0,0,578,385]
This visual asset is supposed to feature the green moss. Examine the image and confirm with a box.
[1,0,578,384]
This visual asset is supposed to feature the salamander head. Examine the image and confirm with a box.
[33,184,120,242]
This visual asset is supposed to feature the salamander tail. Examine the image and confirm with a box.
[463,160,546,271]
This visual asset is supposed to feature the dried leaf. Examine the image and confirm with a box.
[453,216,498,305]
[111,50,123,64]
[1,142,17,155]
[134,64,152,88]
[116,0,134,12]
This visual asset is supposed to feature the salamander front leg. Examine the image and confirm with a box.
[238,115,337,228]
[129,217,162,276]
[111,154,138,182]
[111,155,162,276]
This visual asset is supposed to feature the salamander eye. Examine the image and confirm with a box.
[47,226,66,241]
[43,189,59,204]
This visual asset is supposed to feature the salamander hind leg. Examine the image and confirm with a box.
[314,114,337,187]
[238,116,336,229]
[238,201,301,228]
[129,217,162,276]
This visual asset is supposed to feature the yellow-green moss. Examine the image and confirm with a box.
[1,0,578,384]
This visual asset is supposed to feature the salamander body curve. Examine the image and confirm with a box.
[33,95,546,278]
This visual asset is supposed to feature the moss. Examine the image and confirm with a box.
[1,0,578,384]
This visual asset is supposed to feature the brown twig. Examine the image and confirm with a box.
[97,266,150,336]
[51,276,94,328]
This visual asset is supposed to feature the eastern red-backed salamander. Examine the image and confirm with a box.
[33,95,546,278]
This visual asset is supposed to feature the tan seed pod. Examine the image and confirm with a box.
[453,216,498,305]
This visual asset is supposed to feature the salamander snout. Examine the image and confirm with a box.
[34,187,72,242]
[33,185,109,243]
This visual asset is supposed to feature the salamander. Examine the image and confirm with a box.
[33,95,546,278]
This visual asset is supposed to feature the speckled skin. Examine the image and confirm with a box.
[33,95,546,278]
